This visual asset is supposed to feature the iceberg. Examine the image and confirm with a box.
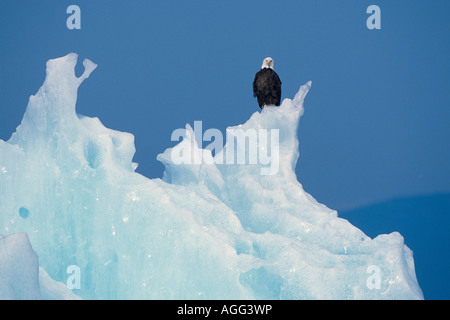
[0,232,79,299]
[0,233,40,299]
[0,53,423,299]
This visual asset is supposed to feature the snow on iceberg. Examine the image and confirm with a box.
[0,232,79,299]
[0,232,40,299]
[0,53,423,299]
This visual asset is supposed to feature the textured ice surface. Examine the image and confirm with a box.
[0,232,78,299]
[0,53,423,299]
[0,233,40,299]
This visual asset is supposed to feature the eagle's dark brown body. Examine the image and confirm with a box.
[253,67,282,108]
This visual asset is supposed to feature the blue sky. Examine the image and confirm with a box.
[0,0,449,212]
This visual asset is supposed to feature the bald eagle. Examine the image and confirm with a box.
[253,57,282,109]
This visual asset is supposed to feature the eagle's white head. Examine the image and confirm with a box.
[261,57,274,70]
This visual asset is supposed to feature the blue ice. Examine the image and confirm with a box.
[0,54,423,299]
